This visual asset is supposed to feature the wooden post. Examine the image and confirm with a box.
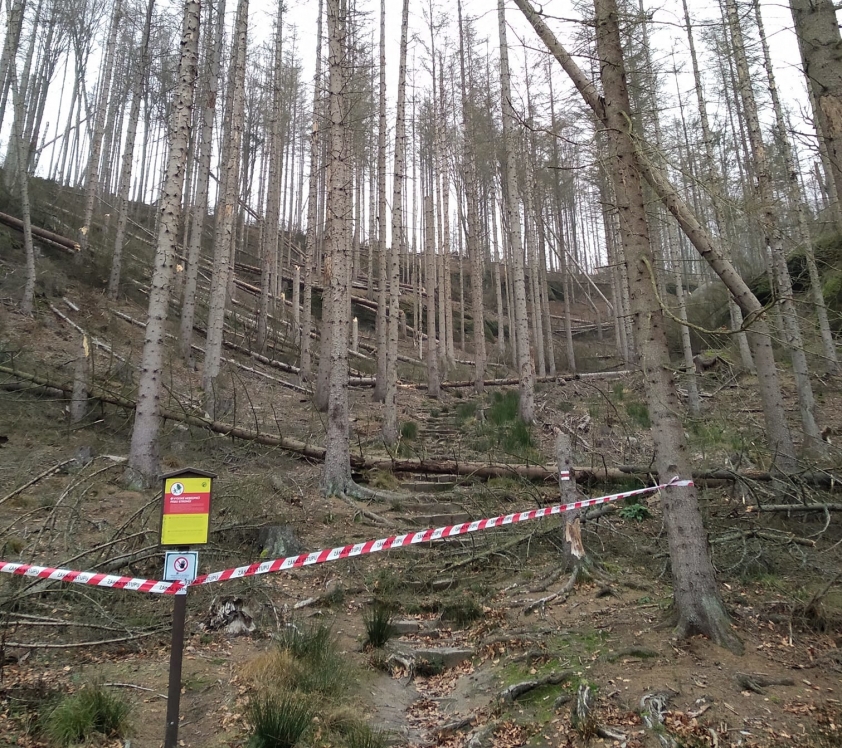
[555,430,584,562]
[70,334,91,423]
[292,264,301,344]
[164,590,188,748]
[352,317,359,352]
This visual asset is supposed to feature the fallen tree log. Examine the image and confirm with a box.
[2,365,839,488]
[403,370,634,390]
[0,211,80,254]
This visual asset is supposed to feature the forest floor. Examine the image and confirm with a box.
[1,257,841,748]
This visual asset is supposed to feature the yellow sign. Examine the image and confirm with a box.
[161,473,212,546]
[161,514,209,545]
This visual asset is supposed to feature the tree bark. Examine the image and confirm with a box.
[300,0,324,385]
[753,0,839,376]
[789,0,842,219]
[8,40,36,316]
[589,0,741,651]
[457,0,487,393]
[202,0,249,411]
[109,0,155,302]
[498,0,535,423]
[321,0,353,496]
[126,0,200,485]
[258,4,286,352]
[179,0,225,362]
[372,0,388,403]
[79,0,123,256]
[382,0,409,447]
[724,0,824,458]
[425,194,441,398]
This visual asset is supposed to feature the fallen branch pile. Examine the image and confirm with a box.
[2,364,840,489]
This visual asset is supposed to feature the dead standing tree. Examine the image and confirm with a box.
[126,0,200,485]
[497,0,535,424]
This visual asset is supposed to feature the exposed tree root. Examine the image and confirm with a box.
[524,563,583,614]
[735,672,795,694]
[640,692,679,748]
[498,669,573,702]
[673,595,744,655]
[336,492,395,527]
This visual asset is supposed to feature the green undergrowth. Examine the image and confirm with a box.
[241,620,386,748]
[43,682,132,747]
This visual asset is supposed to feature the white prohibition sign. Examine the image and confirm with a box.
[163,551,198,583]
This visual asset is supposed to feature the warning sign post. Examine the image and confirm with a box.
[159,468,215,748]
[160,468,215,546]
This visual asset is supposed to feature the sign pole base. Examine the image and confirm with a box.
[164,590,187,748]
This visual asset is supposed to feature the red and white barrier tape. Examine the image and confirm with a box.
[0,478,692,595]
[0,562,182,594]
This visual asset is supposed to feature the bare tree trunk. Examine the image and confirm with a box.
[321,0,353,496]
[372,0,388,403]
[789,0,842,220]
[4,0,40,184]
[126,0,200,485]
[179,0,225,362]
[70,335,91,424]
[681,0,754,373]
[669,235,701,416]
[79,0,123,255]
[498,0,535,423]
[382,0,409,446]
[8,41,35,316]
[202,0,248,411]
[300,0,324,385]
[109,0,155,302]
[425,194,440,398]
[556,432,585,568]
[0,0,26,134]
[258,4,285,352]
[538,213,556,376]
[591,0,741,651]
[491,188,506,357]
[457,0,486,392]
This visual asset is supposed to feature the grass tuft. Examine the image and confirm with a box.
[441,597,483,627]
[44,683,131,747]
[246,692,314,748]
[346,724,389,748]
[363,605,396,648]
[400,421,418,440]
[624,401,650,428]
[488,390,519,425]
